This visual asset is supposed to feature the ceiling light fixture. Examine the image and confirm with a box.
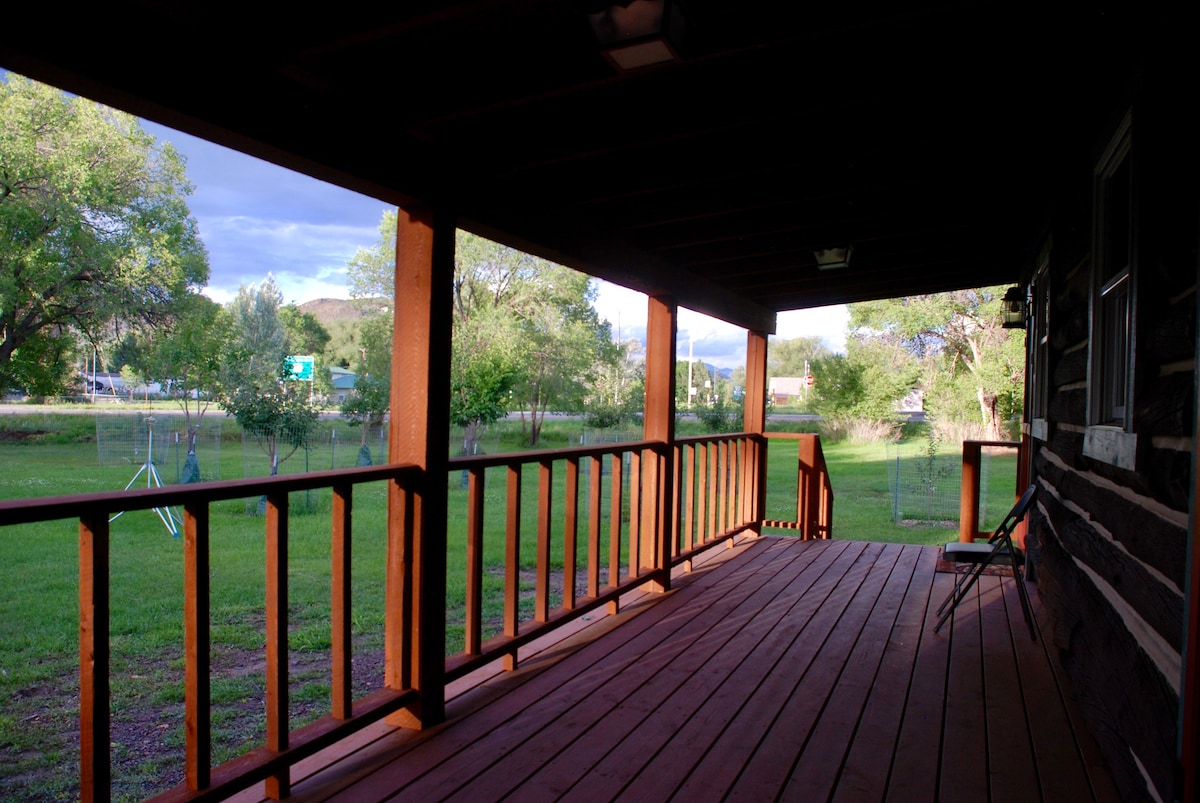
[587,0,684,71]
[813,246,853,271]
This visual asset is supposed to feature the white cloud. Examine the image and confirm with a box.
[592,279,850,368]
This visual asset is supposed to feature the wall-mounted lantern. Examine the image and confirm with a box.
[1001,286,1026,329]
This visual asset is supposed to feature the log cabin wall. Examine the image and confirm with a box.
[1025,65,1199,803]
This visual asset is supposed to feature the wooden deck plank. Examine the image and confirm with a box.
[405,538,815,801]
[548,540,856,802]
[317,539,788,800]
[474,538,832,802]
[938,573,989,803]
[608,540,861,802]
[883,566,955,803]
[780,543,924,802]
[732,543,909,801]
[670,541,891,801]
[978,575,1040,801]
[222,538,1120,803]
[831,543,939,803]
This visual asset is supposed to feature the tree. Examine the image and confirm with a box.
[142,293,230,479]
[848,287,1025,439]
[0,74,209,394]
[347,213,615,449]
[339,313,393,463]
[219,276,318,476]
[768,336,830,379]
[583,337,644,429]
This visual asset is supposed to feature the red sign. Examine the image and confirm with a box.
[805,375,815,386]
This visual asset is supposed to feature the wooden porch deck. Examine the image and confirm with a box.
[231,536,1119,803]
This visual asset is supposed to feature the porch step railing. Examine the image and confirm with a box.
[760,432,834,539]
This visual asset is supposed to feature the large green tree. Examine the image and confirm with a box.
[346,212,615,449]
[0,74,209,394]
[848,287,1025,438]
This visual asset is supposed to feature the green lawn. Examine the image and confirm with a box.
[0,410,1021,800]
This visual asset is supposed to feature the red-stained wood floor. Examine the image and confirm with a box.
[229,536,1119,803]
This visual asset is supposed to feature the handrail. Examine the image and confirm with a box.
[2,463,420,803]
[1,430,825,800]
[761,432,834,539]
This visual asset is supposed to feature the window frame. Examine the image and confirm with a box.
[1084,109,1137,469]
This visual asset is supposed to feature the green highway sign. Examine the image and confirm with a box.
[286,355,314,381]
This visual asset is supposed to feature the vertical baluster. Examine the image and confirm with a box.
[588,455,602,599]
[564,457,579,609]
[265,492,289,799]
[683,443,696,555]
[331,485,352,719]
[628,449,641,579]
[707,441,718,541]
[608,453,623,613]
[79,513,110,803]
[504,464,521,669]
[183,502,211,787]
[536,460,553,622]
[671,442,683,562]
[696,443,709,545]
[465,467,485,655]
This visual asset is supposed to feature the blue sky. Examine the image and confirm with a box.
[142,121,849,369]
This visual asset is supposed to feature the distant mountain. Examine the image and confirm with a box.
[297,297,383,328]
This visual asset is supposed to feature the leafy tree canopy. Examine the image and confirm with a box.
[0,74,209,394]
[846,287,1025,438]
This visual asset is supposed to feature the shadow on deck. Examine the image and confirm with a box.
[229,536,1119,802]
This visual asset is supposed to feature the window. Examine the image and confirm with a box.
[1029,245,1050,440]
[1091,111,1134,426]
[1085,110,1137,468]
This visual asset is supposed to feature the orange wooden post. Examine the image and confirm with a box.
[79,513,110,803]
[608,453,623,613]
[387,203,451,727]
[588,455,602,599]
[183,503,211,788]
[960,440,982,542]
[264,492,289,799]
[505,463,521,668]
[564,457,579,609]
[331,485,352,720]
[798,435,818,540]
[465,467,485,655]
[536,459,553,623]
[743,330,768,533]
[642,294,677,591]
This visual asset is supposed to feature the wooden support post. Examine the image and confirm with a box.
[386,203,452,728]
[960,440,982,543]
[744,330,769,533]
[643,295,677,592]
[79,514,110,803]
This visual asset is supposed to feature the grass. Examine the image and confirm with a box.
[0,409,1021,800]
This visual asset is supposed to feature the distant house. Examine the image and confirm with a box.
[768,376,805,404]
[328,366,357,403]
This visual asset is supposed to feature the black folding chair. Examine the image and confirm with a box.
[933,483,1038,638]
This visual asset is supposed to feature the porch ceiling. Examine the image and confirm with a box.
[0,3,1161,332]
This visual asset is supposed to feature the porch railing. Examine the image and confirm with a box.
[958,439,1026,543]
[0,430,821,801]
[760,432,834,539]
